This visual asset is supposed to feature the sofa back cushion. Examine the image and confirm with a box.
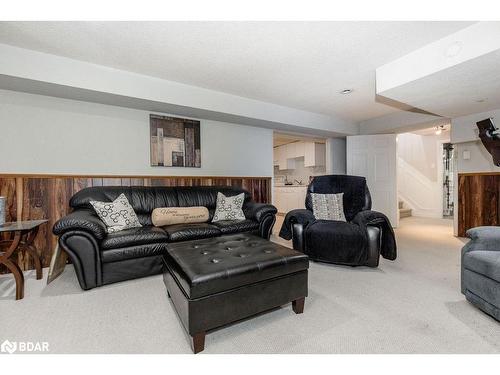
[70,186,251,225]
[176,186,251,209]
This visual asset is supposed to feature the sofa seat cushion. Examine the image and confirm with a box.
[102,243,169,263]
[101,226,169,250]
[163,233,309,299]
[212,219,259,235]
[163,223,222,242]
[463,250,500,283]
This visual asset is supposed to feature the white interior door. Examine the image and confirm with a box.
[346,134,398,227]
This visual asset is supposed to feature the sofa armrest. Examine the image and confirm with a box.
[53,209,107,240]
[58,231,102,290]
[464,226,500,252]
[243,202,277,223]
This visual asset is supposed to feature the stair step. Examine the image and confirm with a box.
[399,208,412,218]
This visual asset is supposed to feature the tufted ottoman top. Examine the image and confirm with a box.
[163,233,309,299]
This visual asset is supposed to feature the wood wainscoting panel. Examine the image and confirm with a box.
[0,174,272,273]
[458,172,500,237]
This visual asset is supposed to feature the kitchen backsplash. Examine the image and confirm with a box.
[274,158,326,185]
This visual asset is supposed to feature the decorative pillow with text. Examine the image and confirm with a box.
[152,206,209,227]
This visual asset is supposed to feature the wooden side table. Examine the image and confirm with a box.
[0,220,47,300]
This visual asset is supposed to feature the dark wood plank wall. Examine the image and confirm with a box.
[458,172,500,237]
[0,174,272,273]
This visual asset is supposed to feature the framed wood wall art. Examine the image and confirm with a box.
[150,115,201,168]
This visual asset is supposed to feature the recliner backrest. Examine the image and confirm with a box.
[305,175,371,221]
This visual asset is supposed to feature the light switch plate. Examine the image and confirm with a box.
[463,150,471,160]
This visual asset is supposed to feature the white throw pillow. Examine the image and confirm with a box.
[311,192,346,221]
[212,192,246,222]
[90,193,142,233]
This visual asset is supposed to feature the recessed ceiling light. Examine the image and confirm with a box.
[340,89,353,95]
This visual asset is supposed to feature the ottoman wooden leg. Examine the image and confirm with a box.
[191,332,205,354]
[292,297,305,314]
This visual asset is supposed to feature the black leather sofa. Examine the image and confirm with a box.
[53,186,277,290]
[279,175,396,267]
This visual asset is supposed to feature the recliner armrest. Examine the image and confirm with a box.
[351,210,386,227]
[53,209,107,240]
[279,209,316,240]
[352,209,397,261]
[243,202,277,223]
[464,226,500,252]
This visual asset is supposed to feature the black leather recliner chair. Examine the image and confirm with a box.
[53,186,277,290]
[280,175,393,267]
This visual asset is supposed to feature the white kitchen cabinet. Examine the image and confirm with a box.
[274,141,325,170]
[304,142,326,167]
[294,141,305,158]
[274,186,308,214]
[274,189,286,213]
[277,144,296,170]
[273,146,283,166]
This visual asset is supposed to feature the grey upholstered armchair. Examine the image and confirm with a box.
[461,226,500,321]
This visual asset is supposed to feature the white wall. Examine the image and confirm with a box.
[397,132,449,218]
[0,90,273,177]
[325,138,346,174]
[398,132,448,181]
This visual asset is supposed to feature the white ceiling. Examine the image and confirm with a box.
[378,49,500,118]
[0,21,473,123]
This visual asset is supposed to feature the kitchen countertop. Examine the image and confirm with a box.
[274,184,308,188]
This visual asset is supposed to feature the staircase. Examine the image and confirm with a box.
[399,200,412,218]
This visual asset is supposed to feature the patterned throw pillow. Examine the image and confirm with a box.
[311,193,346,221]
[90,193,142,233]
[212,192,246,222]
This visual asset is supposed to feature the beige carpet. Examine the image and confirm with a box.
[0,217,498,354]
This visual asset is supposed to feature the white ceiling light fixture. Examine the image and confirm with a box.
[340,89,353,95]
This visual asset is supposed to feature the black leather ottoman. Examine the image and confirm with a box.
[162,233,309,353]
